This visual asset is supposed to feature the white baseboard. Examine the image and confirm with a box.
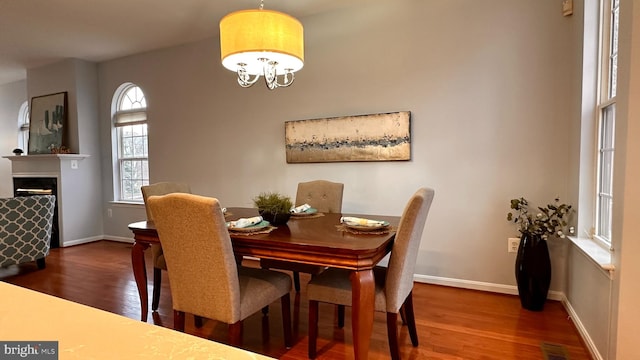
[561,296,604,360]
[413,274,599,358]
[60,235,133,247]
[414,273,518,295]
[60,235,104,247]
[103,235,134,244]
[413,274,563,301]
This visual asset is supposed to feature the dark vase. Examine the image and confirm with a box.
[515,232,551,311]
[258,210,291,226]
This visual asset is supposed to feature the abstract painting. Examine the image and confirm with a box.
[285,111,411,163]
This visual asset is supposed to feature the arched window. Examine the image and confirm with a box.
[112,83,149,202]
[17,101,29,152]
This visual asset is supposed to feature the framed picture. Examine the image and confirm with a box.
[285,111,411,163]
[28,92,68,154]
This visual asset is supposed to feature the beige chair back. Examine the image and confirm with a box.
[141,182,191,220]
[295,180,344,213]
[147,193,242,324]
[385,188,435,313]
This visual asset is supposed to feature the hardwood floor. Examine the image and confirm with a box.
[0,241,591,359]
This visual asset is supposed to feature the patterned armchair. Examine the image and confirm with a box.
[0,195,56,269]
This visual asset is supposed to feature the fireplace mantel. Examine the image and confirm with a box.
[3,154,90,160]
[3,154,90,177]
[3,153,95,247]
[3,154,90,164]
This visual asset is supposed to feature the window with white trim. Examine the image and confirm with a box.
[112,84,149,202]
[17,101,29,152]
[595,0,618,246]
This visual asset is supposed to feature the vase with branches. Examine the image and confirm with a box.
[506,197,573,311]
[507,197,573,240]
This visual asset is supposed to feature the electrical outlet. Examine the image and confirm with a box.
[508,237,520,253]
[107,208,112,218]
[70,160,78,169]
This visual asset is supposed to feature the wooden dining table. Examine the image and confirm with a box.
[128,207,400,360]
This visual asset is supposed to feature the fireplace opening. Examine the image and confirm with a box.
[13,177,59,248]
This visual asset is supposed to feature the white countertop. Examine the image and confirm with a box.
[0,282,275,360]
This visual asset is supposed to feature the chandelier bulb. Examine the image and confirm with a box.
[236,65,260,88]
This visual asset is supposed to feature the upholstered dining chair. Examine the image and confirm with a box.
[307,187,435,360]
[261,180,344,291]
[141,181,191,311]
[147,193,293,348]
[295,180,344,214]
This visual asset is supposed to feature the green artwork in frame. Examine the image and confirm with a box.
[28,92,68,154]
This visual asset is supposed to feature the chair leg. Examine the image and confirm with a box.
[293,271,301,292]
[308,300,319,359]
[403,291,419,347]
[152,268,162,311]
[386,312,401,360]
[36,258,46,269]
[194,315,204,328]
[229,321,243,346]
[281,293,293,348]
[337,305,345,328]
[173,310,185,332]
[399,304,407,325]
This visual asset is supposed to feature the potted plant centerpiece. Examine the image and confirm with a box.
[507,197,573,311]
[253,192,293,226]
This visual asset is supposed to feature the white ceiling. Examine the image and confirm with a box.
[0,0,357,85]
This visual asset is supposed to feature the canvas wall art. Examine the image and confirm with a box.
[28,92,68,154]
[285,111,411,163]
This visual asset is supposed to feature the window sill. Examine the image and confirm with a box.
[567,236,614,277]
[108,201,144,207]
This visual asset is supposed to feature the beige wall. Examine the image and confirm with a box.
[0,80,26,197]
[17,59,104,245]
[610,1,640,359]
[2,0,633,359]
[97,0,577,291]
[100,2,579,284]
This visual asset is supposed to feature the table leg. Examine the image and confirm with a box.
[350,269,375,360]
[131,241,150,321]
